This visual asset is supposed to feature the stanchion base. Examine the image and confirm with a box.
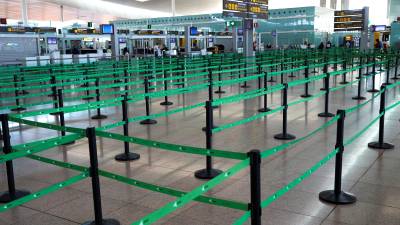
[240,85,251,88]
[368,142,394,150]
[0,190,31,203]
[320,88,327,91]
[318,112,335,118]
[82,97,94,100]
[20,91,29,95]
[383,82,393,85]
[160,101,173,106]
[268,79,276,83]
[115,152,140,161]
[274,133,296,140]
[61,141,76,146]
[50,112,61,116]
[91,115,108,120]
[288,75,296,78]
[202,126,218,132]
[258,108,271,113]
[339,81,349,85]
[319,190,356,205]
[82,219,121,225]
[194,168,222,180]
[300,94,312,98]
[140,119,157,125]
[214,90,226,94]
[352,96,366,100]
[10,107,26,112]
[367,89,379,93]
[391,77,400,80]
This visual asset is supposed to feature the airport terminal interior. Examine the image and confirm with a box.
[1,0,400,225]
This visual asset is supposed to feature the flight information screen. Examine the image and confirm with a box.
[223,0,268,19]
[334,9,365,31]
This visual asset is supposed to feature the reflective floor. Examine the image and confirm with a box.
[1,68,400,225]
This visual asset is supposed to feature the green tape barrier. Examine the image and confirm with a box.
[287,91,326,107]
[344,112,384,146]
[0,172,89,212]
[131,158,250,225]
[99,170,248,211]
[213,106,285,134]
[0,90,53,102]
[9,117,85,135]
[345,91,383,115]
[0,134,83,163]
[261,115,340,159]
[0,100,56,111]
[233,148,339,225]
[95,130,246,160]
[385,100,400,112]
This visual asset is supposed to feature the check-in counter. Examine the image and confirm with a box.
[38,56,50,66]
[61,54,73,65]
[73,54,88,64]
[87,53,98,63]
[25,57,38,67]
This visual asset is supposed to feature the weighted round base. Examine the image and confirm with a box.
[204,105,219,109]
[274,133,296,140]
[267,79,276,83]
[81,219,121,225]
[391,77,400,80]
[10,107,26,112]
[300,94,312,98]
[194,168,222,180]
[339,81,349,85]
[352,96,366,100]
[140,119,157,125]
[21,91,29,95]
[160,101,173,106]
[202,126,218,132]
[319,190,356,205]
[115,152,140,161]
[383,82,393,85]
[318,112,335,118]
[0,190,31,203]
[320,88,327,91]
[82,97,94,100]
[355,77,361,79]
[258,108,271,113]
[214,90,226,94]
[61,141,76,146]
[288,75,296,78]
[368,142,394,150]
[367,89,379,93]
[50,112,61,116]
[240,85,251,88]
[91,115,108,120]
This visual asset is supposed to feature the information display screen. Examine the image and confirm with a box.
[47,37,57,45]
[100,24,114,34]
[334,9,365,31]
[223,0,268,19]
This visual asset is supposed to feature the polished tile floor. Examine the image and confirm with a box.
[1,68,400,225]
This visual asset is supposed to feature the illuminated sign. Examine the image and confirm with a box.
[223,0,268,19]
[334,9,365,31]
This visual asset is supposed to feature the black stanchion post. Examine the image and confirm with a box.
[367,57,379,93]
[91,78,108,120]
[160,70,173,106]
[257,64,262,89]
[11,74,26,112]
[320,63,328,91]
[82,127,121,225]
[207,68,218,109]
[0,114,30,203]
[301,60,312,98]
[384,59,392,85]
[258,71,271,112]
[195,101,222,179]
[215,65,225,94]
[49,74,61,116]
[340,61,348,84]
[319,110,357,204]
[280,61,284,84]
[274,84,296,140]
[115,95,140,161]
[368,85,394,149]
[352,66,367,100]
[249,150,262,225]
[241,60,250,88]
[140,78,157,125]
[82,69,94,101]
[392,53,399,80]
[57,89,75,146]
[318,73,334,117]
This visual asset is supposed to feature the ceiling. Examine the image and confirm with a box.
[0,0,223,24]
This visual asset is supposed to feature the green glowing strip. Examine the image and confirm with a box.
[0,134,83,163]
[0,79,91,93]
[0,172,89,213]
[95,130,246,160]
[385,100,400,112]
[0,90,53,101]
[287,91,326,107]
[27,154,88,172]
[233,148,339,225]
[287,74,327,87]
[131,158,250,225]
[0,100,56,111]
[9,117,85,135]
[345,91,383,114]
[213,106,285,134]
[99,170,248,211]
[344,112,384,146]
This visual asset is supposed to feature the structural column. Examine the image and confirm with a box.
[21,0,28,26]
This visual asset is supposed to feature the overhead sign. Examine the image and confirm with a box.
[223,0,268,20]
[226,21,240,27]
[334,9,365,31]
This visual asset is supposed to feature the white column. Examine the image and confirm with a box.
[171,0,176,17]
[341,0,349,10]
[21,0,28,25]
